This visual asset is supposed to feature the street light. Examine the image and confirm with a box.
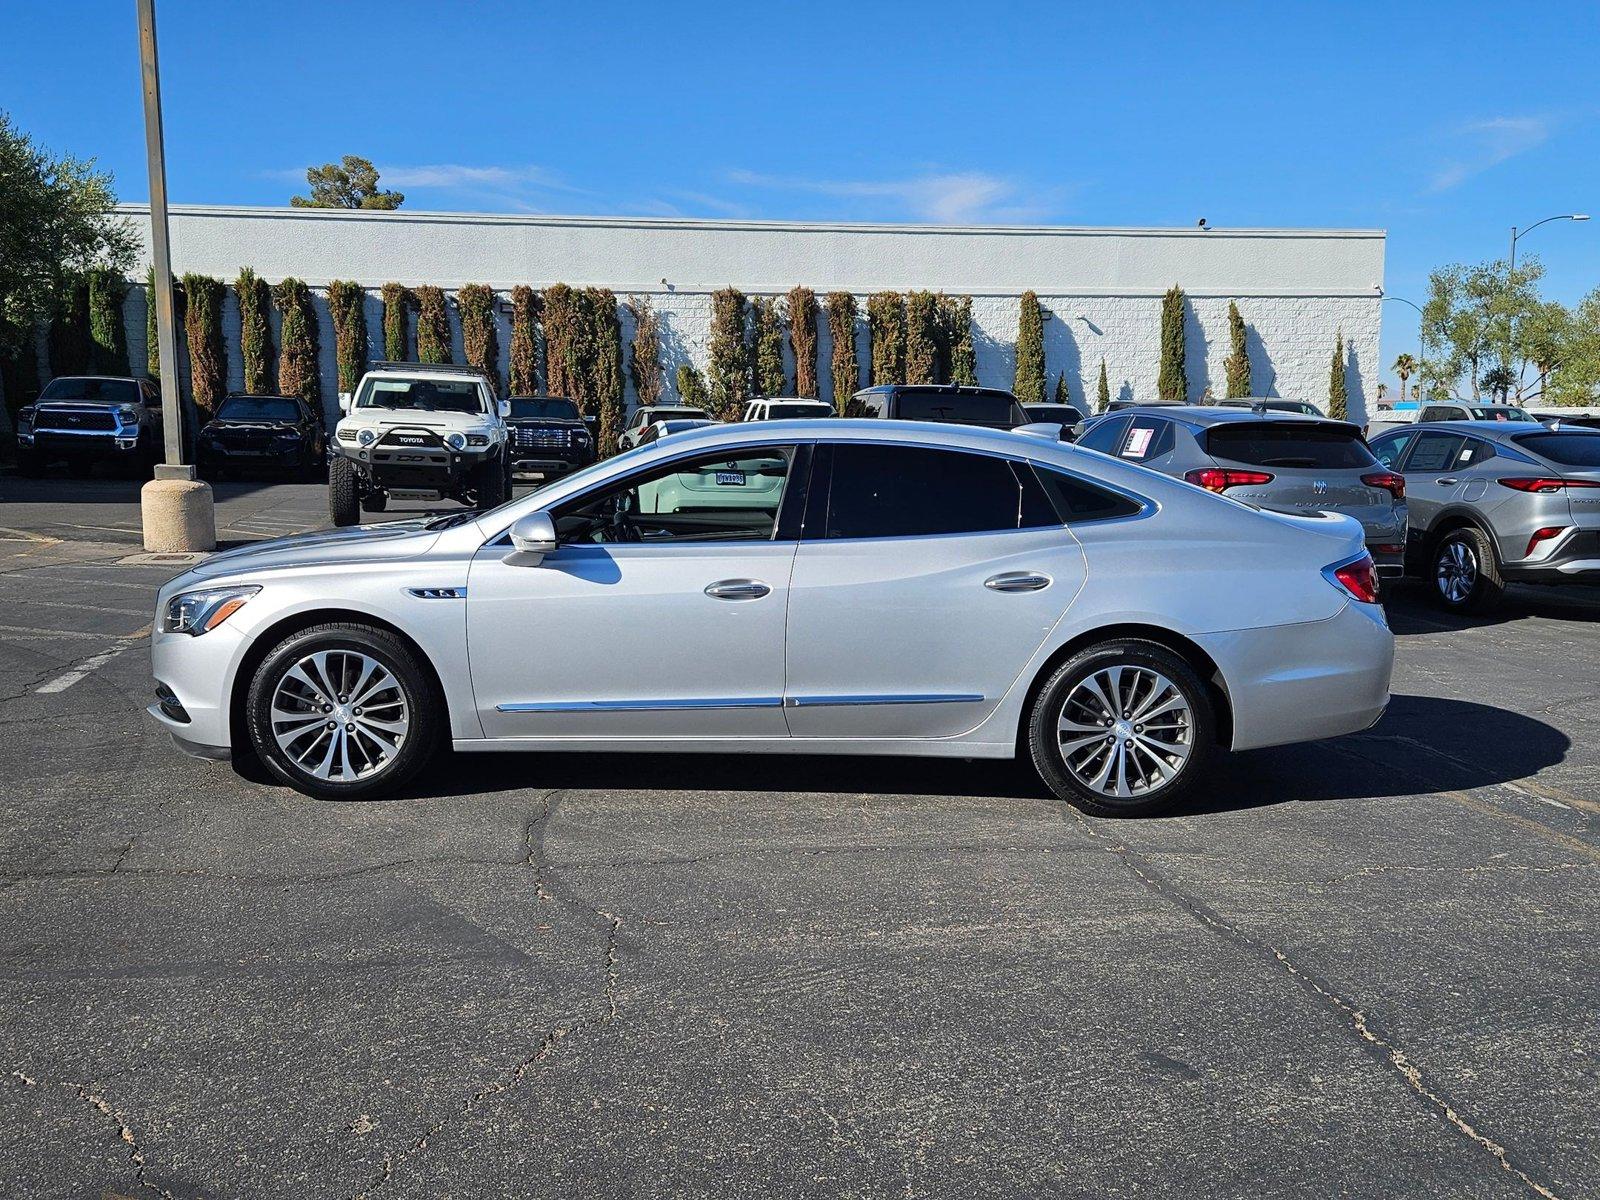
[1510,213,1589,270]
[1381,292,1433,403]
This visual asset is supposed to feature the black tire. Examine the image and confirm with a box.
[245,622,441,801]
[472,454,509,509]
[328,456,360,526]
[1027,639,1216,817]
[1431,527,1504,614]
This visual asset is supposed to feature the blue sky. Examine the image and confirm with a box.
[6,0,1599,393]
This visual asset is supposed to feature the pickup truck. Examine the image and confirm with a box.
[504,395,596,480]
[16,375,165,477]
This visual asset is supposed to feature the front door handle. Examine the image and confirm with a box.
[705,579,771,600]
[1436,477,1459,486]
[984,571,1052,593]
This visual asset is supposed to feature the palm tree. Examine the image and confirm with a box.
[1392,354,1417,405]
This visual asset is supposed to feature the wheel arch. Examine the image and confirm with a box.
[1425,507,1498,559]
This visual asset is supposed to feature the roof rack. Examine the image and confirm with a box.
[366,361,495,380]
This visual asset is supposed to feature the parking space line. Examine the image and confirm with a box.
[34,633,147,694]
[0,597,150,617]
[0,623,119,642]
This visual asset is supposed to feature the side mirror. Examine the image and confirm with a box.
[338,392,352,414]
[498,399,511,418]
[505,511,558,566]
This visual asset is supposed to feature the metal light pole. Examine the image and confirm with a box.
[1381,293,1431,402]
[136,0,216,550]
[1510,213,1589,271]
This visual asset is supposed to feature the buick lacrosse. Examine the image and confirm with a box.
[150,419,1393,815]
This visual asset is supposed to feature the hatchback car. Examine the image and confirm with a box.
[150,420,1392,815]
[1369,421,1600,611]
[1075,406,1407,576]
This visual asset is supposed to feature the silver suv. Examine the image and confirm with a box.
[1076,406,1408,577]
[1369,421,1600,611]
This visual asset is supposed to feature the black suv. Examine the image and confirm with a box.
[505,396,597,479]
[17,375,165,477]
[197,393,325,480]
[850,384,1031,429]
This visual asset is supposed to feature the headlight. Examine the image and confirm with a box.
[161,585,260,636]
[445,432,468,451]
[465,433,489,447]
[17,406,34,433]
[573,430,591,444]
[117,404,141,425]
[357,429,377,446]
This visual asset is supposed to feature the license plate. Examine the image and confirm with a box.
[715,471,747,486]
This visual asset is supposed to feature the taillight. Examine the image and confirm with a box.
[1497,477,1600,493]
[1184,467,1274,493]
[1361,471,1406,500]
[1526,526,1567,557]
[1323,553,1380,604]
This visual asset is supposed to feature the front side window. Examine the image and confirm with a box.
[552,447,793,543]
[1405,432,1467,472]
[1421,406,1459,422]
[822,445,1030,539]
[357,378,485,415]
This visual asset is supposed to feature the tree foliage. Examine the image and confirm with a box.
[180,274,226,419]
[1054,371,1070,405]
[751,296,786,396]
[327,280,369,395]
[627,295,663,406]
[236,267,274,392]
[542,284,581,399]
[414,286,451,364]
[676,363,708,408]
[1013,291,1045,403]
[272,277,320,416]
[1097,359,1110,412]
[380,282,411,362]
[787,286,818,397]
[867,292,905,386]
[1223,301,1251,398]
[457,284,499,393]
[290,155,403,210]
[1158,285,1187,402]
[509,286,540,395]
[904,291,939,385]
[586,288,623,456]
[47,280,91,377]
[1328,332,1348,420]
[1421,258,1545,401]
[826,292,859,412]
[87,267,128,375]
[708,287,750,419]
[946,296,977,386]
[144,266,176,380]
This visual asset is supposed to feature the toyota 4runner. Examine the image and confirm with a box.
[330,363,511,526]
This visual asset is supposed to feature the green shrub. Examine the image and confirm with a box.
[326,280,368,395]
[414,286,451,364]
[542,284,580,398]
[1328,332,1348,420]
[1158,284,1187,401]
[236,267,274,392]
[708,287,750,419]
[0,335,40,424]
[509,286,540,395]
[826,292,859,412]
[87,267,129,374]
[947,296,977,385]
[1223,301,1251,398]
[272,277,320,416]
[628,295,663,406]
[457,284,499,392]
[1013,291,1045,403]
[752,296,786,396]
[180,273,226,419]
[1097,359,1110,412]
[585,287,624,455]
[47,280,91,376]
[904,291,938,385]
[787,286,818,397]
[380,282,411,361]
[145,267,161,379]
[867,292,905,385]
[1054,371,1070,405]
[676,363,708,407]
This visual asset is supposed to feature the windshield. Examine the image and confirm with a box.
[358,377,486,415]
[218,396,300,422]
[1469,406,1537,422]
[764,403,832,419]
[40,378,139,404]
[897,391,1026,428]
[509,397,581,420]
[1512,432,1600,467]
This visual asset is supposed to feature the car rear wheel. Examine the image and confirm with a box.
[1028,639,1214,817]
[328,456,360,526]
[245,623,440,800]
[1432,527,1504,614]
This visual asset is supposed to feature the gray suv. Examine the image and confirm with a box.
[1076,405,1407,576]
[1369,421,1600,611]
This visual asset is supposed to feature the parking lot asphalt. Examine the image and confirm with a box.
[1,473,1597,1200]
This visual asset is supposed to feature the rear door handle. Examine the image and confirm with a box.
[705,579,771,600]
[984,572,1052,593]
[1436,477,1458,486]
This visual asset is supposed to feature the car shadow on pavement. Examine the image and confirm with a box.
[1385,580,1600,635]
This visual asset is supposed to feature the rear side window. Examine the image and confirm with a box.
[1405,432,1466,472]
[1370,431,1414,470]
[1457,438,1496,467]
[822,445,1026,538]
[1512,432,1600,467]
[1076,415,1130,454]
[1117,418,1174,462]
[1206,424,1376,469]
[1029,466,1142,523]
[1421,406,1460,422]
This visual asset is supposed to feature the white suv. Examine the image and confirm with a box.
[331,363,511,525]
[741,397,835,422]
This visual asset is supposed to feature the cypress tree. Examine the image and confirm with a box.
[380,282,411,362]
[867,292,905,385]
[542,284,580,399]
[825,292,859,412]
[1223,300,1251,398]
[787,286,818,397]
[1328,332,1348,420]
[180,273,226,419]
[1013,291,1045,403]
[414,286,451,364]
[457,284,499,393]
[236,267,274,393]
[1054,371,1070,405]
[1157,284,1187,402]
[87,268,129,375]
[708,286,750,419]
[48,281,91,377]
[585,288,623,455]
[145,266,161,379]
[626,295,663,407]
[676,363,708,407]
[509,286,540,395]
[904,291,939,385]
[751,296,786,396]
[326,280,369,395]
[1097,359,1110,412]
[948,296,977,385]
[272,277,321,416]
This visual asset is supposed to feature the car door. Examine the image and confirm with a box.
[1397,430,1467,531]
[467,443,808,739]
[782,442,1088,739]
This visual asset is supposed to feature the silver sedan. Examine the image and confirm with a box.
[149,419,1393,815]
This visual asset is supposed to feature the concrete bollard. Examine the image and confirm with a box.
[141,466,217,553]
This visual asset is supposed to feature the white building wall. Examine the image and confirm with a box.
[113,205,1385,428]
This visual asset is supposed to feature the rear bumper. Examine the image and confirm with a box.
[1503,529,1600,584]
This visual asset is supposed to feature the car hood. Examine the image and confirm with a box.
[183,519,442,582]
[508,416,586,427]
[340,411,487,429]
[36,399,120,409]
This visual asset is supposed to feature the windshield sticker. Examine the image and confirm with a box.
[1123,427,1154,458]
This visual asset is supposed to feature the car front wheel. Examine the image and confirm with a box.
[1028,639,1214,817]
[245,623,440,800]
[328,456,360,526]
[1432,527,1504,614]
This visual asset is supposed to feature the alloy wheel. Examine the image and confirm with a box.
[269,650,409,782]
[1057,665,1193,799]
[1436,540,1478,605]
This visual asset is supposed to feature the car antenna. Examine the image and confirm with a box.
[1251,399,1268,414]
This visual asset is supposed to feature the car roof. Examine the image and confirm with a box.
[44,375,142,383]
[1391,420,1558,440]
[1101,404,1351,430]
[856,384,1016,397]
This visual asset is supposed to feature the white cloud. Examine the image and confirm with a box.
[723,168,1065,224]
[1428,116,1552,193]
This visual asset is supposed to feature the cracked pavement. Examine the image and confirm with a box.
[1,479,1598,1198]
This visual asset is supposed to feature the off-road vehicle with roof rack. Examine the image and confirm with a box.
[329,362,511,526]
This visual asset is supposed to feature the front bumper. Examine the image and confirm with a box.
[147,622,248,757]
[27,430,146,459]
